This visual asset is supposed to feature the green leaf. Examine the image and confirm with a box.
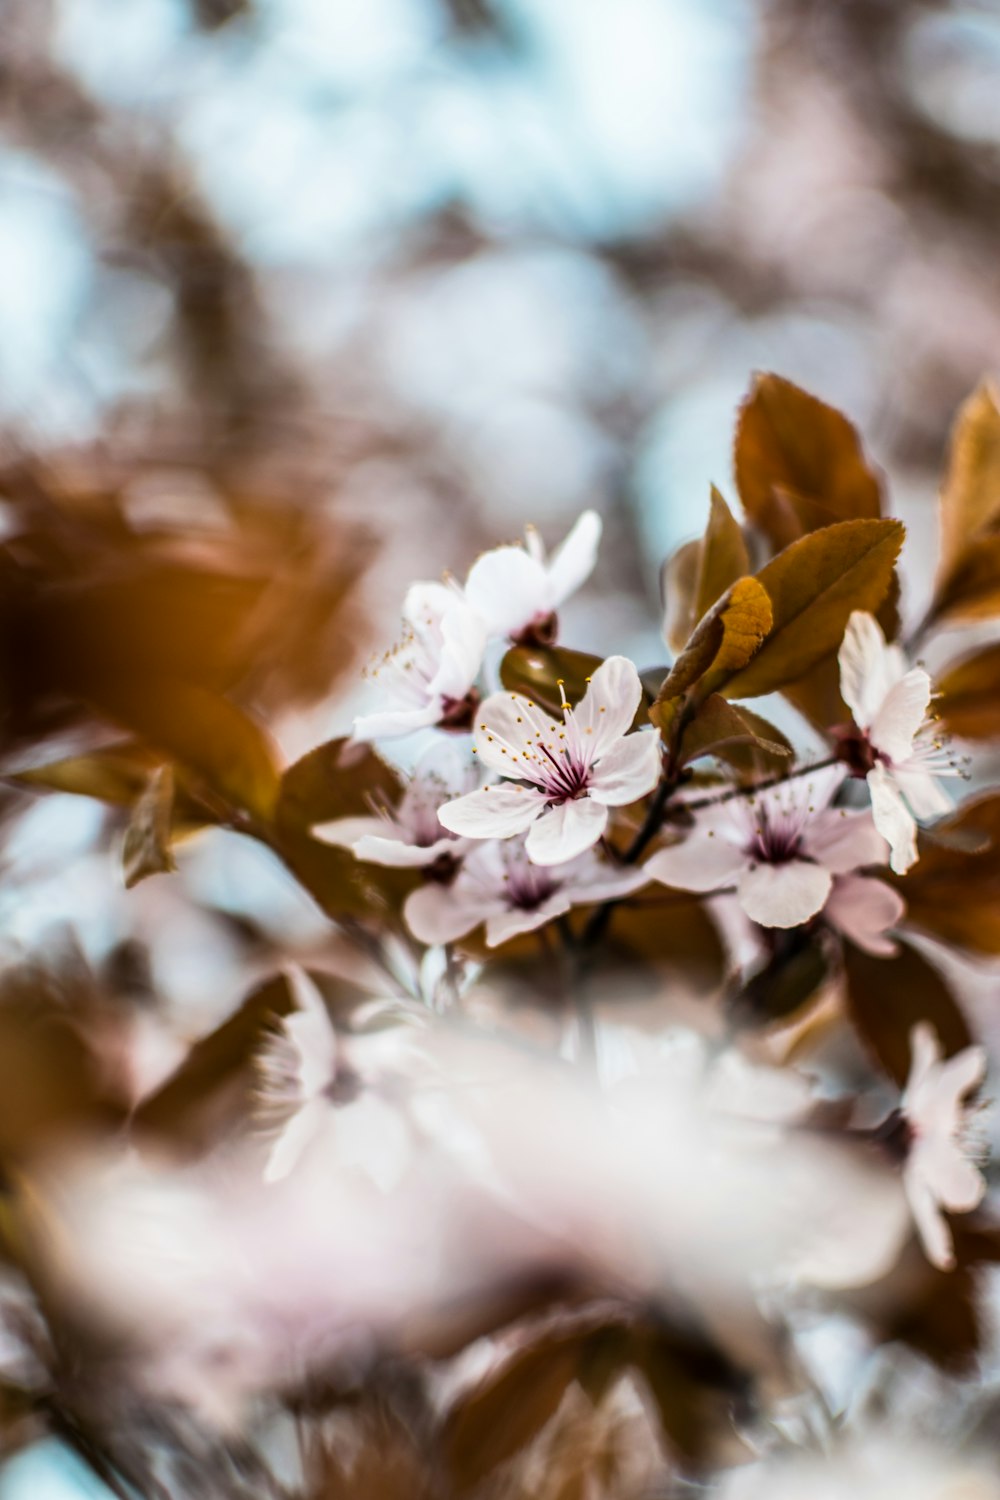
[735,373,884,551]
[722,519,904,700]
[843,939,972,1085]
[676,694,791,767]
[122,765,177,888]
[662,488,749,653]
[656,577,772,703]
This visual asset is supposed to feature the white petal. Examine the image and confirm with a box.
[473,690,556,781]
[525,798,608,865]
[351,833,458,868]
[838,611,889,728]
[545,509,602,608]
[312,815,388,847]
[915,1137,985,1214]
[904,1022,942,1106]
[905,1166,955,1271]
[870,668,933,764]
[485,892,572,947]
[403,883,499,945]
[825,874,905,956]
[352,701,442,741]
[283,967,339,1097]
[463,546,550,638]
[562,862,650,904]
[937,1044,988,1104]
[645,833,749,894]
[433,604,488,700]
[737,860,832,928]
[588,731,661,806]
[438,784,545,840]
[570,655,643,761]
[264,1099,327,1184]
[893,766,953,820]
[802,808,888,874]
[867,763,918,875]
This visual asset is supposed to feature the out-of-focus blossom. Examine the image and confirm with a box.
[314,739,477,869]
[645,765,901,947]
[404,835,648,948]
[898,1022,987,1271]
[257,968,418,1188]
[717,1436,1000,1499]
[439,656,661,864]
[837,611,960,874]
[463,509,602,644]
[353,582,486,740]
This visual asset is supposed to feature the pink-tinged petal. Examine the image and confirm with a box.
[563,863,650,905]
[473,690,556,781]
[870,667,933,764]
[403,884,500,945]
[838,611,907,729]
[588,731,661,807]
[904,1167,955,1271]
[264,1099,327,1183]
[351,833,458,869]
[525,797,608,865]
[937,1044,988,1105]
[485,892,573,948]
[312,815,388,848]
[893,766,953,820]
[464,546,550,638]
[645,835,749,894]
[904,1022,942,1106]
[825,874,905,956]
[737,859,832,928]
[545,509,602,608]
[283,967,339,1098]
[867,763,918,875]
[571,655,643,761]
[438,784,545,840]
[352,701,442,742]
[915,1137,985,1214]
[802,807,888,874]
[402,578,462,627]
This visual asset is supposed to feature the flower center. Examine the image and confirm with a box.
[505,861,559,911]
[831,723,880,776]
[512,611,559,648]
[439,689,480,732]
[747,803,803,865]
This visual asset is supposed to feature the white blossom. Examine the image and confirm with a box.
[838,610,961,875]
[463,509,602,643]
[438,655,662,865]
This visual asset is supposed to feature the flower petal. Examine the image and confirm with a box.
[438,784,545,840]
[473,690,556,781]
[264,1099,327,1184]
[904,1165,955,1271]
[545,509,602,608]
[867,763,918,874]
[464,546,550,639]
[802,807,888,874]
[351,833,459,868]
[915,1137,985,1215]
[870,667,933,764]
[737,860,832,928]
[433,603,488,700]
[588,730,661,806]
[403,884,499,945]
[937,1043,988,1105]
[352,701,442,742]
[904,1021,943,1103]
[571,655,643,761]
[563,862,650,904]
[645,834,749,894]
[824,874,905,956]
[312,815,388,848]
[893,766,952,820]
[485,892,573,947]
[838,610,906,729]
[525,797,608,865]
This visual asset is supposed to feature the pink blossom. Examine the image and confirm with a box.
[404,836,649,948]
[437,655,662,865]
[644,765,904,948]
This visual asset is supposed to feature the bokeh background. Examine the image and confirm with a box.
[3,1,1000,1490]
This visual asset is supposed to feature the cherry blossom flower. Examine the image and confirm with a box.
[463,509,602,644]
[313,739,476,870]
[837,610,961,875]
[352,581,487,741]
[257,968,419,1188]
[644,765,904,948]
[404,835,649,948]
[437,655,661,865]
[895,1021,987,1271]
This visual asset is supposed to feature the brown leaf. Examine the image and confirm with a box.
[735,373,883,552]
[656,577,772,703]
[722,519,904,700]
[662,489,750,653]
[937,381,1000,588]
[122,765,177,888]
[676,695,791,768]
[843,939,971,1085]
[891,794,1000,955]
[938,644,1000,738]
